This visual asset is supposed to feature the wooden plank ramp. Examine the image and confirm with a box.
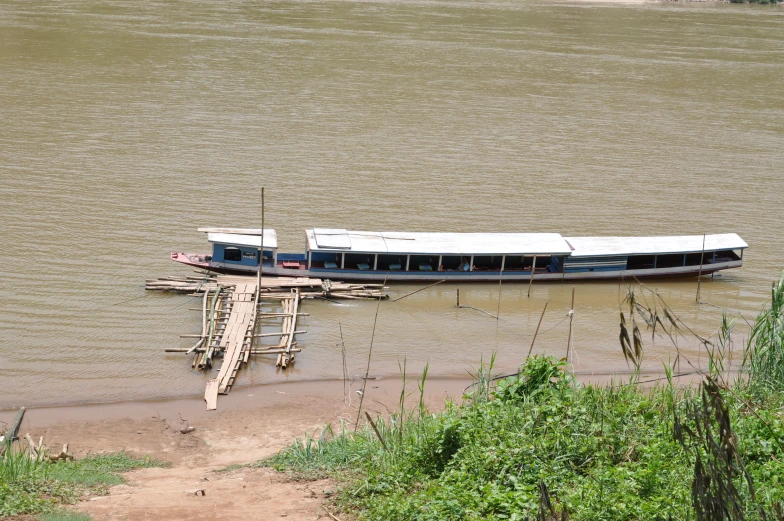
[216,283,257,395]
[191,282,307,410]
[154,272,388,410]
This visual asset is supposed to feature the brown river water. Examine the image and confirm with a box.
[1,0,783,409]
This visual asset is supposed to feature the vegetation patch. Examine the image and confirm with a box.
[38,512,94,521]
[0,450,168,517]
[266,278,784,520]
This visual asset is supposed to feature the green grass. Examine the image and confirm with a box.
[48,451,169,488]
[0,450,168,517]
[265,277,784,520]
[38,511,94,521]
[213,463,248,473]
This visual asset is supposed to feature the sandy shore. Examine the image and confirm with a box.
[1,378,470,521]
[1,371,698,520]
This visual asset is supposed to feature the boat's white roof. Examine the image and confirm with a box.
[206,230,277,249]
[565,233,747,258]
[306,229,573,255]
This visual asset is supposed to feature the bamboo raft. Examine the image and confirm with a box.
[157,274,387,410]
[146,273,387,300]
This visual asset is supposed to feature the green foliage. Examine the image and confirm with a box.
[268,352,784,520]
[743,275,784,394]
[494,355,571,402]
[38,511,94,521]
[0,449,167,516]
[48,451,168,487]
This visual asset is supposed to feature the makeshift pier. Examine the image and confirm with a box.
[155,274,387,410]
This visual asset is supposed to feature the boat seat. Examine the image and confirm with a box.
[324,262,338,269]
[389,263,402,271]
[419,264,433,271]
[357,263,370,270]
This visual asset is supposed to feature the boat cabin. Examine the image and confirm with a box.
[563,234,747,274]
[199,228,277,270]
[302,229,746,277]
[304,229,574,274]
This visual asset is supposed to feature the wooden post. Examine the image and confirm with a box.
[495,268,503,321]
[527,302,548,357]
[456,288,460,307]
[355,277,387,432]
[249,188,264,362]
[696,233,705,302]
[566,286,575,361]
[2,407,25,454]
[258,187,265,293]
[528,256,537,298]
[340,322,348,404]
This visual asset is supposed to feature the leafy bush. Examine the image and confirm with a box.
[268,281,784,520]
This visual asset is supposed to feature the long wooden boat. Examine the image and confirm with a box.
[171,228,747,282]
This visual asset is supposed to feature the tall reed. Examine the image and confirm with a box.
[742,275,784,392]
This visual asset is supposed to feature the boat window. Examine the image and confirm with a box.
[224,247,242,262]
[504,256,524,271]
[626,255,655,270]
[408,255,436,272]
[657,254,685,269]
[344,253,373,270]
[685,252,708,266]
[377,254,403,271]
[311,252,340,269]
[714,249,741,262]
[534,256,554,272]
[472,256,503,271]
[440,255,461,271]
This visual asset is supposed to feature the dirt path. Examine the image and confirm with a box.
[8,378,468,521]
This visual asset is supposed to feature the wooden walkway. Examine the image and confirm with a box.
[157,274,387,410]
[204,282,258,409]
[199,284,304,410]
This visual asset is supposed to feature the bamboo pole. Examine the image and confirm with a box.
[167,348,301,354]
[282,288,300,367]
[186,288,210,354]
[696,233,706,302]
[495,268,503,321]
[258,187,264,297]
[340,322,349,405]
[355,277,387,432]
[527,301,548,357]
[528,256,537,298]
[365,412,389,452]
[5,407,25,442]
[249,187,264,363]
[566,287,575,361]
[392,280,445,302]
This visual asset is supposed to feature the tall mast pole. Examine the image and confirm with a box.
[258,188,264,292]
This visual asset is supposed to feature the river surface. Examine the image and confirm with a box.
[1,0,783,408]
